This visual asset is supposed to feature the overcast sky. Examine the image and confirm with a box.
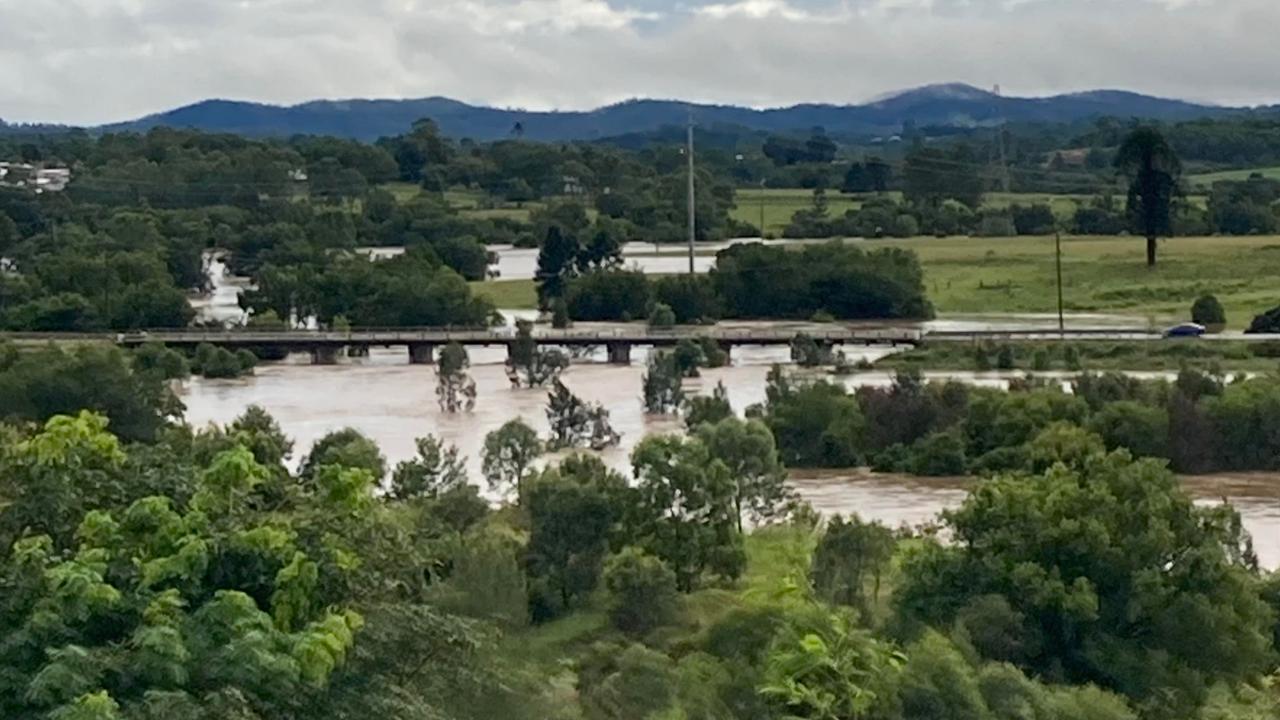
[1,0,1276,125]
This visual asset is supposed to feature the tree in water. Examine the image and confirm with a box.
[436,342,477,413]
[684,381,733,430]
[506,320,569,388]
[546,380,621,451]
[790,332,834,368]
[672,338,708,378]
[1115,126,1181,267]
[642,351,685,415]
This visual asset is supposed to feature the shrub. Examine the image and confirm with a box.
[1190,294,1226,327]
[603,548,680,636]
[908,432,968,476]
[648,302,677,328]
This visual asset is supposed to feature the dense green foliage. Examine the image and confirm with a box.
[758,363,1280,477]
[565,241,932,323]
[0,355,1277,719]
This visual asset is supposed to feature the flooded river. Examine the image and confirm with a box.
[177,347,1280,569]
[177,247,1277,565]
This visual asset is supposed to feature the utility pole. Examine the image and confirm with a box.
[760,179,767,240]
[1055,231,1065,335]
[992,85,1011,193]
[687,113,696,274]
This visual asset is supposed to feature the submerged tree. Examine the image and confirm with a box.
[790,332,835,368]
[506,320,569,388]
[684,382,733,430]
[642,351,685,415]
[1115,126,1182,267]
[546,380,621,451]
[436,342,477,413]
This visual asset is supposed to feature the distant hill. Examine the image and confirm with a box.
[99,84,1240,142]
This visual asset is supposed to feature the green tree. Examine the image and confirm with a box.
[642,351,685,415]
[684,381,733,430]
[898,631,992,720]
[761,366,865,468]
[631,434,744,590]
[481,419,543,503]
[695,416,791,531]
[895,452,1273,712]
[390,435,468,501]
[436,342,477,413]
[1087,402,1168,460]
[603,547,680,636]
[535,226,580,310]
[526,474,614,620]
[648,302,677,328]
[1115,127,1181,267]
[810,515,896,616]
[506,320,569,388]
[299,428,387,481]
[546,380,621,451]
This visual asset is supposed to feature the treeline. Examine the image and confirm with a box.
[756,363,1280,476]
[2,359,1278,717]
[559,242,933,322]
[783,175,1280,239]
[0,196,200,331]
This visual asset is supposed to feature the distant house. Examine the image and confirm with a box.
[0,162,72,192]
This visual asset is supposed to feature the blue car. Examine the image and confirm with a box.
[1163,323,1206,338]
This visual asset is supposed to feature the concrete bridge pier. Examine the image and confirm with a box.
[408,343,436,365]
[717,341,733,364]
[310,346,341,365]
[606,342,633,365]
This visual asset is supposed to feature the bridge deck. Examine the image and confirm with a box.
[5,327,928,347]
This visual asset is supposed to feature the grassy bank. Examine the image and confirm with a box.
[473,278,539,309]
[877,339,1280,373]
[477,234,1280,324]
[862,234,1280,326]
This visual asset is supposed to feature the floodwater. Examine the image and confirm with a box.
[791,470,1280,569]
[176,349,1280,569]
[180,247,1278,568]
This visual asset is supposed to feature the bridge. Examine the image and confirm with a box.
[7,326,1270,365]
[3,327,926,365]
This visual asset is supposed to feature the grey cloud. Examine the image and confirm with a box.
[1,0,1277,125]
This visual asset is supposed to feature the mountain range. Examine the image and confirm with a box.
[43,84,1258,141]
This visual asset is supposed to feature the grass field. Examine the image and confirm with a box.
[729,189,1208,237]
[473,278,539,309]
[474,234,1280,325]
[1187,166,1280,187]
[866,234,1280,327]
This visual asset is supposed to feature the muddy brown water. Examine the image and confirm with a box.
[177,348,1280,569]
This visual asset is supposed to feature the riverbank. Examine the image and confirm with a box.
[875,339,1280,373]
